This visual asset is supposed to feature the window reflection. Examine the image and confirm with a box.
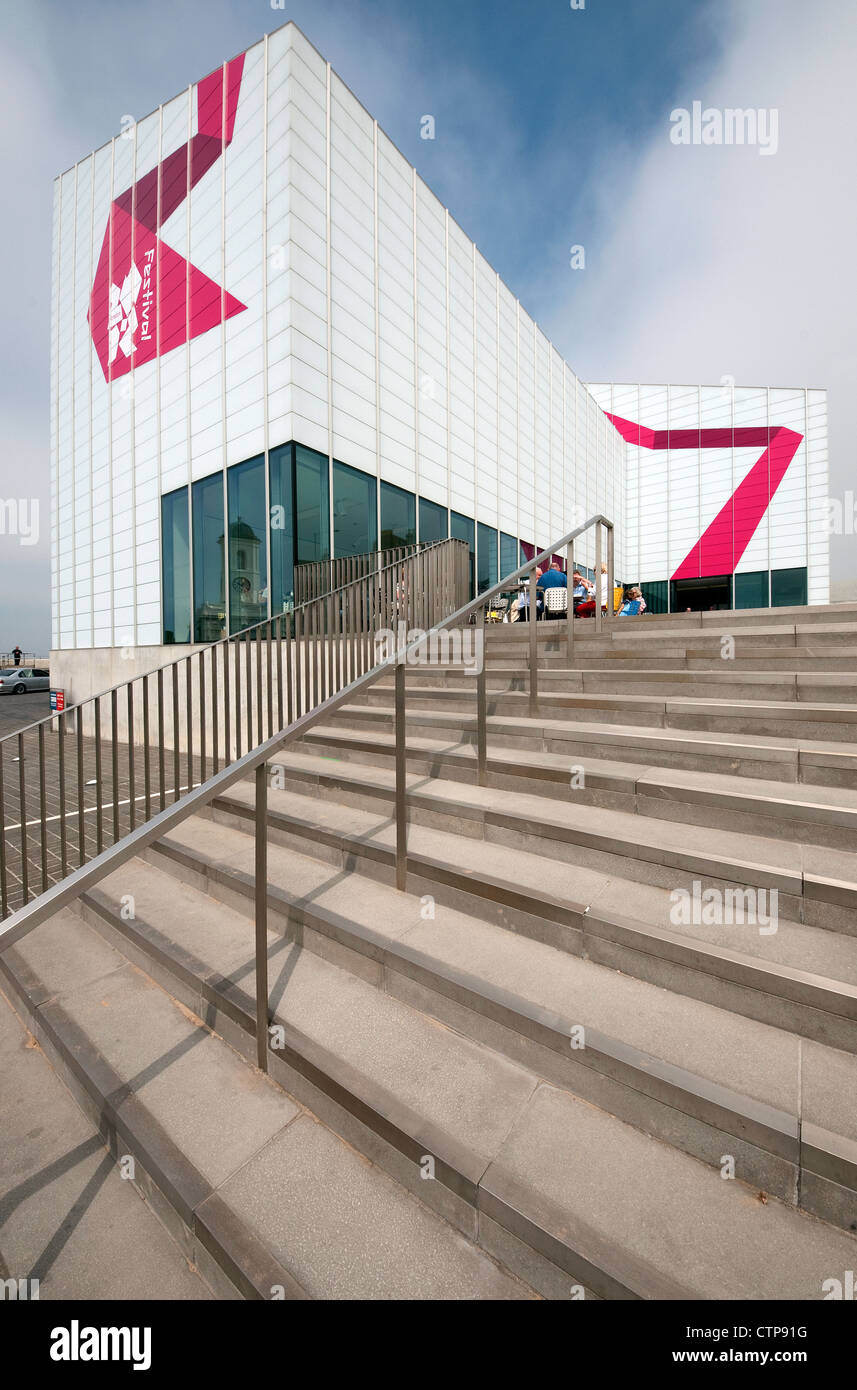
[192,473,226,643]
[227,455,268,635]
[161,487,190,644]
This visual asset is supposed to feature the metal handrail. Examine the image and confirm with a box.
[0,514,612,1072]
[0,537,469,922]
[295,543,422,605]
[0,538,459,750]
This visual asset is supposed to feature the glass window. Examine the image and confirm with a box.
[451,512,475,597]
[639,580,668,614]
[477,523,498,593]
[295,445,330,565]
[734,571,769,610]
[419,496,447,545]
[380,481,416,550]
[500,532,518,580]
[771,567,807,608]
[227,455,268,635]
[269,443,296,615]
[333,459,377,558]
[161,487,190,644]
[192,472,226,643]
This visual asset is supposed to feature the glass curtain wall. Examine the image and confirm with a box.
[192,473,226,643]
[161,488,191,644]
[419,497,448,545]
[380,481,416,549]
[451,512,475,597]
[477,523,498,593]
[227,455,268,634]
[334,459,377,558]
[500,532,518,581]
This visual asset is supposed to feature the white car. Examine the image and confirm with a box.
[0,667,50,695]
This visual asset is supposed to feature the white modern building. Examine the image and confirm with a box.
[50,21,828,696]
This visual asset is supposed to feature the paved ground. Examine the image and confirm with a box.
[0,691,50,738]
[0,694,206,919]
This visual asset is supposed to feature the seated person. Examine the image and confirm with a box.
[539,561,567,589]
[571,570,595,607]
[515,570,545,621]
[618,586,647,617]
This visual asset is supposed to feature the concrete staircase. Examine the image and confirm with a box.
[3,601,857,1299]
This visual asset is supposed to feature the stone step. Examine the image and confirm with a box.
[110,824,857,1231]
[214,749,857,940]
[0,985,214,1301]
[377,666,857,704]
[486,622,857,651]
[295,723,857,852]
[483,649,857,672]
[0,909,531,1300]
[192,770,857,1053]
[328,702,857,789]
[359,684,857,742]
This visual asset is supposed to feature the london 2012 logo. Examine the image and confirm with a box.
[107,252,154,365]
[88,54,247,382]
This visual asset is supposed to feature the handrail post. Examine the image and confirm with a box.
[395,657,407,890]
[566,535,575,664]
[254,762,269,1073]
[476,604,487,785]
[606,522,615,626]
[528,564,539,716]
[594,523,603,635]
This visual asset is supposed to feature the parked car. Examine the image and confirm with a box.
[0,667,50,695]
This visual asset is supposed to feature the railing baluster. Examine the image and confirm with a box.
[395,658,407,892]
[529,564,539,717]
[211,644,220,775]
[256,624,263,746]
[276,615,284,732]
[57,711,67,880]
[172,664,180,804]
[157,671,165,813]
[0,741,7,917]
[476,608,487,786]
[127,682,135,832]
[567,535,575,664]
[18,732,28,904]
[143,674,151,822]
[185,658,193,794]
[199,649,206,783]
[95,697,103,854]
[285,612,294,726]
[38,724,48,893]
[266,621,273,741]
[255,762,269,1074]
[594,522,603,636]
[111,688,120,842]
[77,710,86,866]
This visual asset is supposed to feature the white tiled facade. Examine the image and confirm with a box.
[588,384,829,604]
[51,23,828,657]
[51,23,625,653]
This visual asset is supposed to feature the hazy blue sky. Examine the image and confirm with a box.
[1,0,855,650]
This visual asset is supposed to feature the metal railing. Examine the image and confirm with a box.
[0,654,46,668]
[0,536,469,920]
[0,514,612,1074]
[294,544,422,606]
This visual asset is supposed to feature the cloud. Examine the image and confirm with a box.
[531,0,857,582]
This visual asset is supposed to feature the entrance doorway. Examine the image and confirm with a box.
[670,574,732,612]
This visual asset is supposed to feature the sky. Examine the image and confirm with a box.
[1,0,855,651]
